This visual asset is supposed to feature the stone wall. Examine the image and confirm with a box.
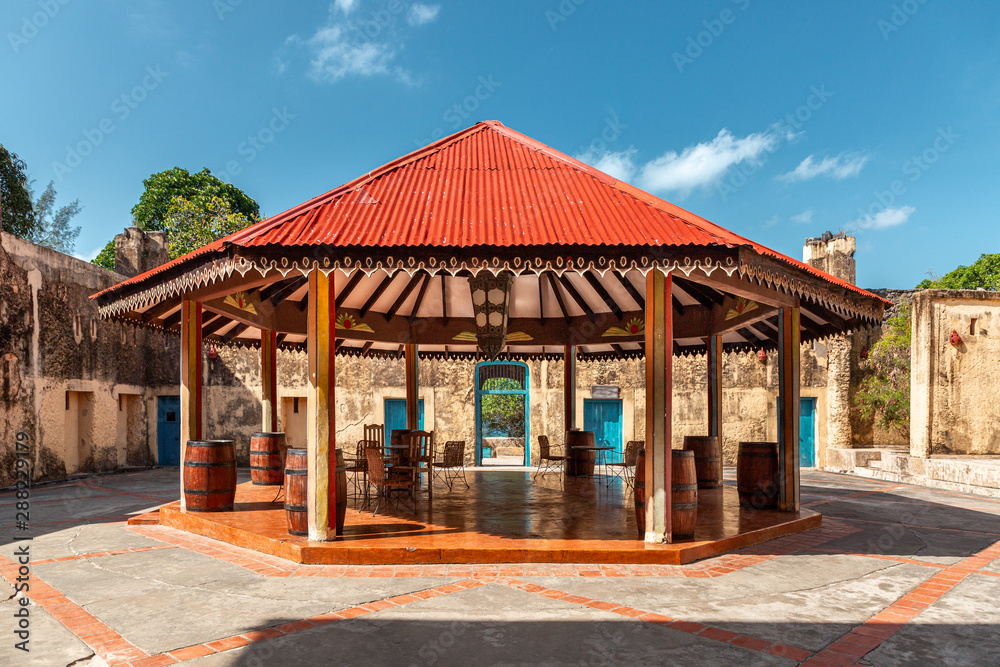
[910,290,1000,457]
[0,231,168,486]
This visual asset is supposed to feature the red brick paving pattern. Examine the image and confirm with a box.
[7,476,1000,665]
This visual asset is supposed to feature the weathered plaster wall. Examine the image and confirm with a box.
[911,290,1000,457]
[0,231,165,486]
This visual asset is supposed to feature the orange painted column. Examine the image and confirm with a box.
[707,334,723,441]
[261,329,278,432]
[307,269,336,541]
[564,345,576,434]
[179,300,202,510]
[644,268,673,543]
[777,307,801,512]
[405,344,419,430]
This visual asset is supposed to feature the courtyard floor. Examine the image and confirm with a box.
[3,468,1000,666]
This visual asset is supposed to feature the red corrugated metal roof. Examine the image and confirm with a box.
[94,121,886,304]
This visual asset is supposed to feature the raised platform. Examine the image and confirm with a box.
[159,470,820,565]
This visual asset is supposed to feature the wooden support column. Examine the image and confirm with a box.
[261,329,278,432]
[306,269,336,541]
[777,307,801,512]
[405,344,419,429]
[179,300,203,510]
[644,269,673,543]
[564,345,576,433]
[707,334,723,441]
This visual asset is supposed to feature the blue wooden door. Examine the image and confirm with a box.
[157,396,181,466]
[583,399,623,461]
[384,399,424,448]
[800,398,816,467]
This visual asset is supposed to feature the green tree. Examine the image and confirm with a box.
[0,145,36,238]
[161,195,256,260]
[24,181,81,254]
[132,167,259,232]
[481,377,526,437]
[856,307,911,433]
[917,254,1000,291]
[92,167,260,270]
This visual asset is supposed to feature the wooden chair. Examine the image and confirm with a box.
[405,430,435,497]
[533,435,568,479]
[435,441,469,490]
[345,439,374,502]
[607,440,642,490]
[364,424,385,449]
[365,446,416,515]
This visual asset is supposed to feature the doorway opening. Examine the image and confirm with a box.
[474,361,529,466]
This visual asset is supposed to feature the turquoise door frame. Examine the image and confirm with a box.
[474,361,530,466]
[799,397,817,468]
[156,396,181,466]
[583,398,624,462]
[384,398,424,449]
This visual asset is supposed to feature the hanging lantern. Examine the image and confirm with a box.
[469,270,514,360]
[757,349,767,363]
[950,329,962,346]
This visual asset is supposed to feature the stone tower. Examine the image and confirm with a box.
[803,231,856,451]
[114,227,169,278]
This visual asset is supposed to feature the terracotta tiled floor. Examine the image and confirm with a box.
[159,469,820,564]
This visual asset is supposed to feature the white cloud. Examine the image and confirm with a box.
[791,210,815,224]
[74,246,103,263]
[762,215,779,228]
[848,205,915,230]
[299,25,396,82]
[779,152,869,183]
[636,129,781,194]
[334,0,359,15]
[576,147,637,182]
[408,3,441,25]
[285,2,440,84]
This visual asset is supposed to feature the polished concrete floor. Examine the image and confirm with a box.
[158,468,820,565]
[3,468,1000,666]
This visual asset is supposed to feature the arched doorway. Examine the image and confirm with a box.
[474,361,530,466]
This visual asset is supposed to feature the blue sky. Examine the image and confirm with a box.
[2,0,998,288]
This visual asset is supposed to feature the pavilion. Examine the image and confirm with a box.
[93,121,888,551]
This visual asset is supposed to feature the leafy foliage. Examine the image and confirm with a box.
[917,254,1000,291]
[161,195,256,260]
[0,145,34,237]
[480,377,526,438]
[23,181,81,254]
[131,167,259,232]
[856,307,911,433]
[91,167,260,270]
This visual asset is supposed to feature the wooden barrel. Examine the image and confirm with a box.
[284,449,308,536]
[737,442,779,509]
[332,449,347,537]
[249,432,286,486]
[183,440,236,512]
[634,449,646,539]
[284,449,348,537]
[566,430,596,477]
[671,450,698,539]
[683,435,722,489]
